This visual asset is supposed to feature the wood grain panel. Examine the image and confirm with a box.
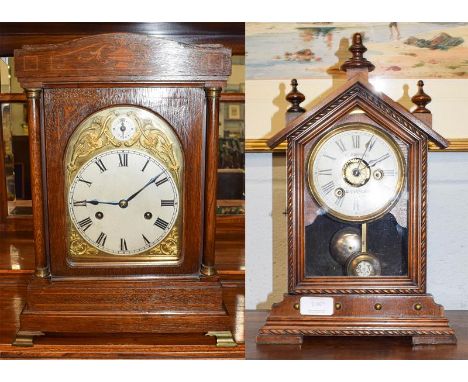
[15,33,232,88]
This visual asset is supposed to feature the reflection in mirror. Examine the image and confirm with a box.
[224,56,245,93]
[1,57,31,216]
[217,55,245,216]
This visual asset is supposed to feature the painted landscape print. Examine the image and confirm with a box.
[246,23,468,79]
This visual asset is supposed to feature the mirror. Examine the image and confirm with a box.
[217,55,245,215]
[1,57,31,217]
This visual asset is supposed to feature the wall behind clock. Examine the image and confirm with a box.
[245,78,468,310]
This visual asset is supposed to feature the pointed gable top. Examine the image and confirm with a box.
[268,33,448,150]
[268,75,448,149]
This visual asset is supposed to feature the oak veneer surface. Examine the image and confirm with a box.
[247,311,468,360]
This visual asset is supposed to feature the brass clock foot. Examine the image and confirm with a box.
[206,331,237,347]
[12,331,44,347]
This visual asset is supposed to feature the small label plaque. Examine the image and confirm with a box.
[300,297,334,316]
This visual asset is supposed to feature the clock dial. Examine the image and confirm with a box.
[68,149,179,255]
[111,115,136,141]
[308,124,404,222]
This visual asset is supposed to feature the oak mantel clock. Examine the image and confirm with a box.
[13,33,233,346]
[258,33,456,345]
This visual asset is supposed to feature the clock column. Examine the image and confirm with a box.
[26,88,49,278]
[202,87,222,276]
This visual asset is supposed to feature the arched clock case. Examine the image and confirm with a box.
[12,33,232,345]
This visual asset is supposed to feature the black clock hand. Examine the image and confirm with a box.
[125,171,165,203]
[357,136,376,170]
[368,153,390,167]
[75,199,120,206]
[120,120,126,139]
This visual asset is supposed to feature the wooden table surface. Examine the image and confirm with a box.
[246,310,468,360]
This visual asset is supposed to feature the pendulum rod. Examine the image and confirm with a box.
[361,222,367,253]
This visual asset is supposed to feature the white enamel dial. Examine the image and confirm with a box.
[68,149,179,255]
[111,115,136,141]
[308,124,404,222]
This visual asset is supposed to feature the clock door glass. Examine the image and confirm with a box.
[65,105,183,263]
[304,123,409,278]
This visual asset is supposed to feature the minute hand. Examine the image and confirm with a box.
[358,136,376,170]
[125,171,165,203]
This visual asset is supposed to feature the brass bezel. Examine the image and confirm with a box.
[346,252,382,277]
[64,105,184,265]
[307,123,405,223]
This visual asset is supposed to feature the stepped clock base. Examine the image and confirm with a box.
[257,294,456,346]
[13,276,231,346]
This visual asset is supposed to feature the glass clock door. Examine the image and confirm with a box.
[304,122,409,277]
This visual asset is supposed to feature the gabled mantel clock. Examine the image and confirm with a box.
[258,33,456,345]
[13,33,233,346]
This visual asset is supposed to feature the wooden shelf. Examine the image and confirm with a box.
[0,93,26,103]
[220,93,245,102]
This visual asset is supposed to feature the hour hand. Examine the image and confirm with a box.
[368,153,390,167]
[73,199,119,206]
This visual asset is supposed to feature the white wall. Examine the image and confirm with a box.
[246,79,468,139]
[245,77,468,310]
[246,151,468,310]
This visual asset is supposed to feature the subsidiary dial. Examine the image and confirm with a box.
[111,115,136,141]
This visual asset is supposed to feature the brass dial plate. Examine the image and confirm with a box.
[64,106,183,264]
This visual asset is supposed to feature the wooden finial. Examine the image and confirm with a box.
[411,80,432,114]
[340,33,375,73]
[286,79,306,113]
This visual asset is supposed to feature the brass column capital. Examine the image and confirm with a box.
[26,88,42,99]
[204,87,222,99]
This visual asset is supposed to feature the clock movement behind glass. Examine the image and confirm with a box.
[258,33,456,346]
[12,33,234,346]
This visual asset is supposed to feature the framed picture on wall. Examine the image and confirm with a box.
[228,104,241,120]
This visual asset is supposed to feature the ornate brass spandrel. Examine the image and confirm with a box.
[148,226,179,257]
[69,226,180,262]
[65,106,183,264]
[69,229,99,257]
[66,107,182,184]
[139,119,180,183]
